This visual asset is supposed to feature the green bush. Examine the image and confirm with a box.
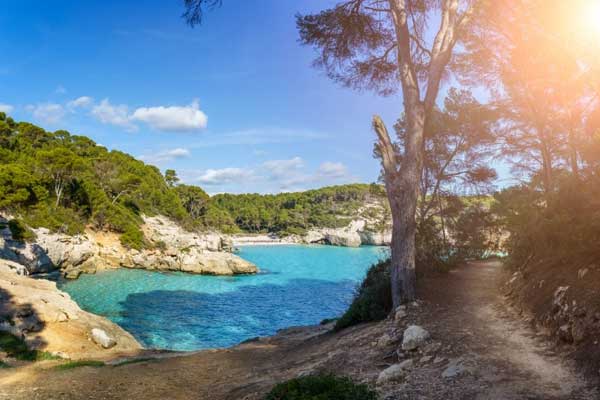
[54,360,104,370]
[334,259,392,331]
[120,225,146,250]
[0,332,59,361]
[7,219,36,242]
[264,374,378,400]
[23,204,86,235]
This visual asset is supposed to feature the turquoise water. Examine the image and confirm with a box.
[59,245,388,351]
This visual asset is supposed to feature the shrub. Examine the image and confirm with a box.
[334,259,392,331]
[54,360,104,370]
[22,204,86,236]
[7,219,36,242]
[120,225,146,250]
[0,332,60,361]
[264,374,378,400]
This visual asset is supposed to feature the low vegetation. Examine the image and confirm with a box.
[335,260,392,331]
[54,360,105,371]
[0,332,60,361]
[264,374,378,400]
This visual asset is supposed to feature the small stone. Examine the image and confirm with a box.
[442,358,466,378]
[433,356,445,364]
[376,359,414,385]
[377,333,395,348]
[402,325,430,351]
[578,268,589,279]
[91,328,117,349]
[64,268,82,280]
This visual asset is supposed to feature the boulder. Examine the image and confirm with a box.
[377,359,414,385]
[91,328,117,349]
[401,325,430,351]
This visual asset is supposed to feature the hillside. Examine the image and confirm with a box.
[0,112,389,249]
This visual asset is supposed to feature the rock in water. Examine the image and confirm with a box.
[91,328,117,349]
[401,325,430,350]
[377,359,414,384]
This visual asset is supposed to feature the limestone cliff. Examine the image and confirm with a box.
[0,215,257,279]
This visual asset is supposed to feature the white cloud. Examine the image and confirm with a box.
[197,168,254,185]
[263,157,304,177]
[131,100,207,132]
[317,162,348,179]
[55,85,67,95]
[67,96,94,110]
[91,98,137,131]
[26,103,66,124]
[139,147,191,164]
[0,103,14,114]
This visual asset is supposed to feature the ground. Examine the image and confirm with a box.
[0,261,597,400]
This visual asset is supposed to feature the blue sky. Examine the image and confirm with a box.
[0,1,496,194]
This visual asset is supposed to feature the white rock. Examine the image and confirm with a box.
[91,328,117,349]
[401,325,430,350]
[377,359,414,384]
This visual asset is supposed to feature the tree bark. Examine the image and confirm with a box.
[379,0,466,307]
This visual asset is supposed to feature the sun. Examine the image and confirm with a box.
[579,0,600,39]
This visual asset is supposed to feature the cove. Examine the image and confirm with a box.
[59,245,388,351]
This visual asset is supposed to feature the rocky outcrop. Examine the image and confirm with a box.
[0,261,141,359]
[0,215,258,279]
[304,219,391,247]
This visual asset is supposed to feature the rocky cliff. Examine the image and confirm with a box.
[0,215,257,279]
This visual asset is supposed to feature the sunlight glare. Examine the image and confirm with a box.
[580,0,600,39]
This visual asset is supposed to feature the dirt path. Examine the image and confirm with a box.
[0,261,596,399]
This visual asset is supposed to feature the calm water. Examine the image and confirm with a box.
[59,245,388,351]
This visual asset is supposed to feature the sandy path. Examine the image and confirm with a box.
[0,261,596,399]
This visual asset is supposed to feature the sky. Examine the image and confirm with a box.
[0,1,502,194]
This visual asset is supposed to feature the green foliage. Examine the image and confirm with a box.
[23,205,86,236]
[335,259,392,331]
[120,225,146,250]
[164,169,179,187]
[494,176,600,268]
[174,184,209,220]
[0,118,189,244]
[0,332,60,361]
[208,184,388,234]
[54,360,105,370]
[264,374,378,400]
[8,219,36,242]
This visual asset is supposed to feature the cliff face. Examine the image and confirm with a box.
[0,215,257,279]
